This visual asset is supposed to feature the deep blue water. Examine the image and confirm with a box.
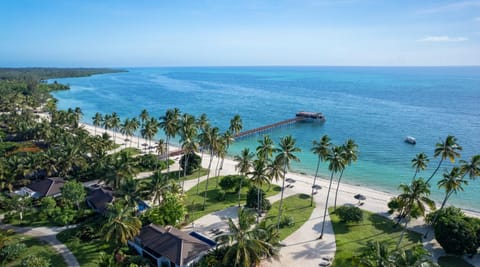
[51,67,480,210]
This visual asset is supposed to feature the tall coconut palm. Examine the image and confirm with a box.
[256,135,275,161]
[248,158,271,217]
[110,112,121,141]
[102,203,142,247]
[310,135,331,206]
[394,178,435,249]
[235,148,254,207]
[160,108,180,172]
[102,114,112,135]
[202,126,220,210]
[196,113,210,164]
[120,118,133,147]
[218,131,234,177]
[424,167,467,238]
[333,139,358,209]
[459,155,480,180]
[426,135,462,184]
[411,152,429,182]
[92,112,103,136]
[319,145,346,239]
[275,135,301,229]
[156,139,167,158]
[142,171,171,206]
[229,114,243,136]
[130,117,140,148]
[179,113,198,190]
[216,208,280,267]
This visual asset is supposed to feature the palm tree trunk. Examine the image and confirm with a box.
[319,171,335,239]
[215,156,221,188]
[311,158,321,207]
[196,150,205,194]
[411,169,418,183]
[166,137,170,173]
[276,164,288,230]
[396,219,409,249]
[426,159,443,184]
[238,174,244,207]
[424,191,452,238]
[202,151,215,210]
[333,169,345,210]
[182,153,190,192]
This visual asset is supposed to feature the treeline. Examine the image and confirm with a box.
[0,67,124,82]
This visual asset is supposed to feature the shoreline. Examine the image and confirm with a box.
[78,121,480,218]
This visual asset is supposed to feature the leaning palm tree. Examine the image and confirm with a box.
[217,131,234,177]
[333,139,358,209]
[411,152,429,182]
[216,208,280,267]
[235,148,254,207]
[319,145,346,239]
[102,203,142,247]
[159,108,181,172]
[202,126,220,210]
[394,178,435,248]
[459,154,480,180]
[110,112,121,141]
[424,167,467,238]
[426,135,462,184]
[310,135,331,206]
[274,135,301,229]
[129,117,140,148]
[92,112,103,135]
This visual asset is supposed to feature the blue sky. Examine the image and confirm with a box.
[1,0,479,67]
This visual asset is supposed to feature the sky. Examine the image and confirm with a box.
[0,0,479,67]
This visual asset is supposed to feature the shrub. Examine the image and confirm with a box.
[335,205,363,223]
[219,175,244,192]
[216,190,226,201]
[245,187,271,211]
[75,224,99,241]
[21,255,51,267]
[434,211,479,255]
[279,216,295,228]
[180,152,201,175]
[0,242,26,262]
[137,154,160,170]
[52,206,77,226]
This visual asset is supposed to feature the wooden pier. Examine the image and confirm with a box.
[234,111,325,140]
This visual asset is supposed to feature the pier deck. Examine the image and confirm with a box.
[234,117,305,139]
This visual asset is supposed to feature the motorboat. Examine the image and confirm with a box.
[405,136,416,145]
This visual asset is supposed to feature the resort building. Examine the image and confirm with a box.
[128,224,215,267]
[15,177,65,198]
[85,186,114,213]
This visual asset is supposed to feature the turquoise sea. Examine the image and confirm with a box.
[51,67,480,211]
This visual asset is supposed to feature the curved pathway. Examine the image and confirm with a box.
[0,224,80,267]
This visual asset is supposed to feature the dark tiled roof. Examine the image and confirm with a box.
[86,187,113,212]
[27,177,65,197]
[138,224,212,266]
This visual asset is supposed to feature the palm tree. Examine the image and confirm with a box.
[118,178,143,209]
[394,178,435,249]
[248,158,271,218]
[110,112,121,141]
[310,135,331,206]
[179,113,198,190]
[120,118,133,147]
[319,145,346,239]
[274,135,301,229]
[333,139,358,209]
[411,152,429,182]
[235,148,254,207]
[159,108,181,172]
[102,203,142,247]
[217,131,234,177]
[229,114,243,136]
[216,208,280,267]
[202,126,220,210]
[92,112,103,135]
[424,167,467,238]
[426,135,462,184]
[459,154,480,180]
[102,113,112,135]
[256,135,275,161]
[156,138,167,158]
[130,117,140,148]
[142,171,170,206]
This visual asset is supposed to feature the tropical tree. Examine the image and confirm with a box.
[229,114,243,136]
[424,167,467,238]
[333,139,358,209]
[274,135,301,229]
[216,208,280,267]
[319,145,346,239]
[202,126,220,210]
[355,241,436,267]
[393,178,435,249]
[248,158,271,217]
[92,112,103,135]
[102,203,142,247]
[179,113,198,190]
[159,108,180,172]
[459,154,480,180]
[142,171,171,206]
[110,112,121,141]
[256,135,275,162]
[426,135,462,184]
[310,135,331,206]
[61,180,86,210]
[235,148,254,207]
[411,152,429,182]
[102,113,112,135]
[120,118,134,146]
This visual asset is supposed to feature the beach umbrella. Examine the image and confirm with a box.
[285,178,296,183]
[312,184,322,190]
[354,194,366,204]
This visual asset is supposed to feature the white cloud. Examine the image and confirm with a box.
[417,36,469,42]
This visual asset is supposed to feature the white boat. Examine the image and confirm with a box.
[405,136,416,145]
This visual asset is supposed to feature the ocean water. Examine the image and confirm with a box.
[51,67,480,211]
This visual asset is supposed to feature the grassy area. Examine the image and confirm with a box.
[438,256,474,267]
[263,193,315,240]
[3,234,67,267]
[120,147,142,155]
[57,227,115,267]
[185,177,281,221]
[167,168,209,182]
[330,208,422,267]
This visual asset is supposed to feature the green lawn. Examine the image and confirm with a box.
[57,227,115,267]
[185,177,281,221]
[263,193,315,240]
[3,234,67,267]
[167,168,208,182]
[438,256,474,267]
[330,208,422,267]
